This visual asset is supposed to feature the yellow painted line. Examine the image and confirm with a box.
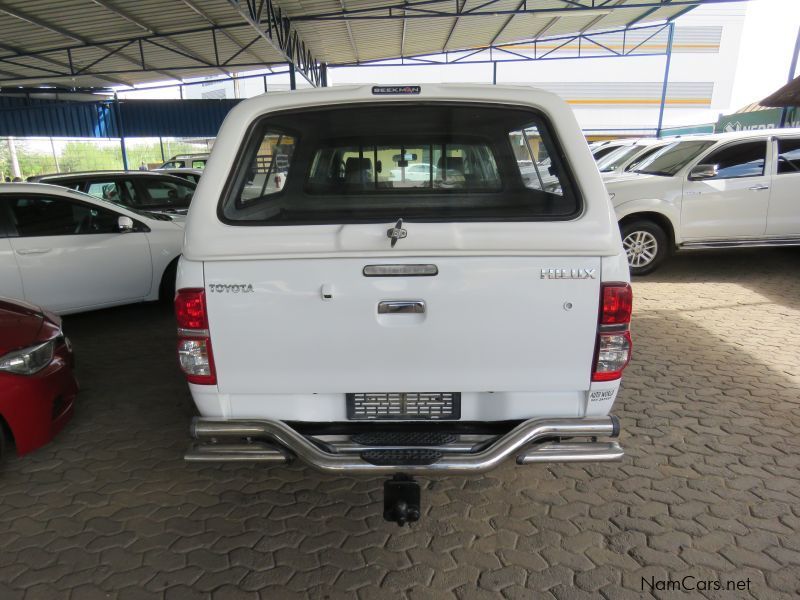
[566,98,711,105]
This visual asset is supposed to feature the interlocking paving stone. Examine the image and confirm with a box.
[1,248,800,598]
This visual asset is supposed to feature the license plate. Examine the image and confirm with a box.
[347,392,461,420]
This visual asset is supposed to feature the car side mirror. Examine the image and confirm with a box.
[689,164,718,180]
[117,215,134,233]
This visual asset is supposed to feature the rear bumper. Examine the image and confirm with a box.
[185,415,623,475]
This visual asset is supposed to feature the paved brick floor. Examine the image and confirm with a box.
[1,248,799,599]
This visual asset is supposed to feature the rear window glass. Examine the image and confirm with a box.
[308,141,501,192]
[221,104,580,224]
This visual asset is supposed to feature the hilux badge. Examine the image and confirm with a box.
[540,268,597,280]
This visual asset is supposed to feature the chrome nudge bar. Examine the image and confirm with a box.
[186,416,623,474]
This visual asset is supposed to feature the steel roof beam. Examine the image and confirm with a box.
[340,0,360,62]
[0,2,177,84]
[489,0,527,47]
[0,24,282,86]
[291,0,746,21]
[0,30,129,88]
[441,0,466,53]
[225,0,323,86]
[180,0,275,71]
[90,0,231,77]
[0,63,287,86]
[331,22,673,67]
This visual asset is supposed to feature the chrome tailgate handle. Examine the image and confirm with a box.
[378,300,426,314]
[16,248,52,255]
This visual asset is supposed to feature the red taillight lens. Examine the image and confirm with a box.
[175,288,208,330]
[175,288,216,385]
[600,283,633,325]
[593,282,633,381]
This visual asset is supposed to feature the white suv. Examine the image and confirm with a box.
[176,84,631,523]
[607,129,800,274]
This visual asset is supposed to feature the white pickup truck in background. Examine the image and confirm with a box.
[175,84,632,524]
[607,129,800,274]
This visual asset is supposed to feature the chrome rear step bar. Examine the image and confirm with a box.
[186,416,623,474]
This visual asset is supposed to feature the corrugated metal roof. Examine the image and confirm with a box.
[0,0,710,89]
[762,76,800,108]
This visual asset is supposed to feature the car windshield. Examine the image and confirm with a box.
[596,144,641,172]
[625,144,667,172]
[633,140,716,176]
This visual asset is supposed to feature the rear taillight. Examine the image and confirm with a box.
[592,283,632,382]
[600,283,633,325]
[175,288,208,330]
[175,288,216,385]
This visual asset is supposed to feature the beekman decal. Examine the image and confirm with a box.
[372,85,421,95]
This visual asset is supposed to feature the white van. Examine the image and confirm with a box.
[176,85,631,524]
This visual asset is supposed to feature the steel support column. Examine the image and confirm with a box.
[113,94,128,170]
[656,22,675,138]
[780,26,800,127]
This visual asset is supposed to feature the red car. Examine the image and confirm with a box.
[0,298,77,458]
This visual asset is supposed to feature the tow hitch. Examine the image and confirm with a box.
[383,474,421,526]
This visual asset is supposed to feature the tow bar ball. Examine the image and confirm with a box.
[383,475,421,526]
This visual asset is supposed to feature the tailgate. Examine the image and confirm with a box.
[204,256,600,394]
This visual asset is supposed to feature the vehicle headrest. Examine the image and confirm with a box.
[344,157,373,183]
[345,157,373,173]
[437,156,464,173]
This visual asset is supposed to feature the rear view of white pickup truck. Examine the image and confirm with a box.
[176,84,632,524]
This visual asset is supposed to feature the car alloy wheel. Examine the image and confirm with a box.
[622,230,658,268]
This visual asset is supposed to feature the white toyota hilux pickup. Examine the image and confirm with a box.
[176,84,632,524]
[608,129,800,275]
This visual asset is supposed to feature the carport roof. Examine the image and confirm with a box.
[762,75,800,107]
[0,0,731,90]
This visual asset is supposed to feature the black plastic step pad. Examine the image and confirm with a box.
[351,431,457,447]
[361,450,443,466]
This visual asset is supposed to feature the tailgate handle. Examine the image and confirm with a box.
[378,301,426,314]
[16,248,52,255]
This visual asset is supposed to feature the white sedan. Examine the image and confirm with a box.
[0,183,184,314]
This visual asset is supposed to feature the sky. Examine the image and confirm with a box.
[730,0,800,108]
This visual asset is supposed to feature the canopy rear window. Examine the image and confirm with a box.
[221,104,580,224]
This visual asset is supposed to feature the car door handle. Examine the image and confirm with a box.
[378,301,426,314]
[748,185,769,191]
[16,248,52,255]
